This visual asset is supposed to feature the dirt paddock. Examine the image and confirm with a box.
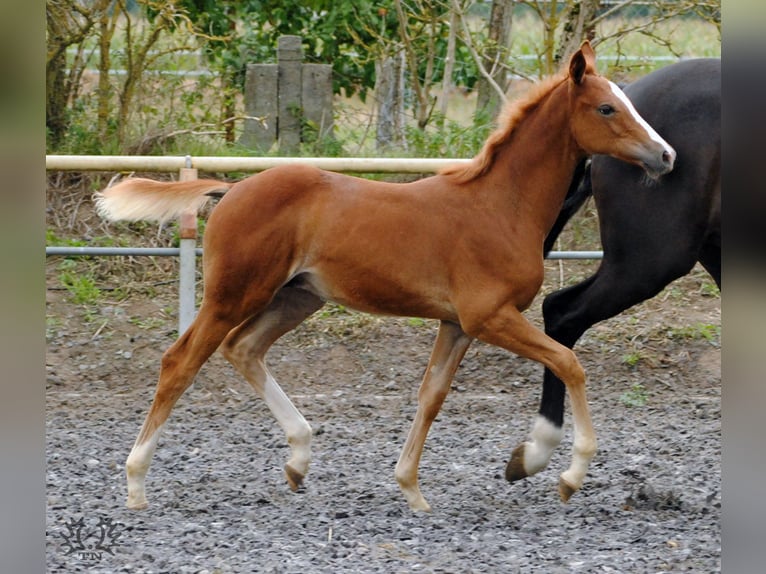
[46,259,720,573]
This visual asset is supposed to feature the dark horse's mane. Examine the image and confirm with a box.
[440,74,568,184]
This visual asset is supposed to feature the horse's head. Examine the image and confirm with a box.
[567,41,676,179]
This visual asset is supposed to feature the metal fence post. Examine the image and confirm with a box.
[178,157,198,336]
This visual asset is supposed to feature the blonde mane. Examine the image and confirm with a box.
[440,73,569,184]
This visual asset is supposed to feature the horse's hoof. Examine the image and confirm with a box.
[558,477,578,503]
[406,495,432,513]
[126,497,148,510]
[505,444,529,482]
[285,464,305,492]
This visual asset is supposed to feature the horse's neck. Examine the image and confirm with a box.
[483,86,583,236]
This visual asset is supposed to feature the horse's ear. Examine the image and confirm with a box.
[569,40,597,85]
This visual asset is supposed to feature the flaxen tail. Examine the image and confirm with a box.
[94,177,232,223]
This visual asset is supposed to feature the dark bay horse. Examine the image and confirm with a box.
[506,58,720,485]
[95,42,675,512]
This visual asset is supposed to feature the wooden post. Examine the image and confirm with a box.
[177,159,198,336]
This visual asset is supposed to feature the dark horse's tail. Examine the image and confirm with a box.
[543,158,593,256]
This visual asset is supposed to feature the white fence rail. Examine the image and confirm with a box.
[45,155,468,174]
[46,155,602,334]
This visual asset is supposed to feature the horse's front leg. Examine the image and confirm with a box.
[465,304,597,502]
[505,411,564,484]
[395,321,472,511]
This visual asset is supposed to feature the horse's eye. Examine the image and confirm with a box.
[598,104,615,116]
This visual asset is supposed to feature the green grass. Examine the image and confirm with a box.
[668,322,720,344]
[46,315,63,340]
[129,316,167,330]
[621,351,643,368]
[60,271,101,305]
[700,280,720,298]
[55,258,102,306]
[46,230,88,248]
[47,229,133,249]
[620,383,649,408]
[318,304,350,319]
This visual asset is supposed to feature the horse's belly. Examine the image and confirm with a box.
[297,268,457,321]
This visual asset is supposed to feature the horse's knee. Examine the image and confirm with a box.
[552,347,585,388]
[220,336,245,365]
[155,348,191,399]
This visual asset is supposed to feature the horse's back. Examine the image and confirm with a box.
[626,58,719,99]
[625,59,720,140]
[206,164,344,238]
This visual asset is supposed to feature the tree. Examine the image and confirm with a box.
[555,0,601,65]
[46,0,200,152]
[523,0,721,75]
[475,0,514,120]
[394,0,449,129]
[113,2,200,148]
[46,0,102,146]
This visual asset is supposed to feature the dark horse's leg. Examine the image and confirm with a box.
[698,207,722,289]
[506,251,698,483]
[507,57,721,488]
[507,151,720,484]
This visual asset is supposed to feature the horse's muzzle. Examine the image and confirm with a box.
[643,145,676,178]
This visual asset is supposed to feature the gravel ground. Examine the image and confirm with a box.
[45,266,720,573]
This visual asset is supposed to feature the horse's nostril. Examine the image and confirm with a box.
[661,149,676,169]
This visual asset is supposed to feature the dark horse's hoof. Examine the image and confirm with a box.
[505,444,529,482]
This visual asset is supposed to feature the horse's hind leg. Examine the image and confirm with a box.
[125,305,241,509]
[221,286,324,492]
[698,236,721,289]
[395,321,473,511]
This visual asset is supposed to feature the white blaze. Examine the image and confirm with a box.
[609,81,674,152]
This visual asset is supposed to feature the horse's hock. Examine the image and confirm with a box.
[240,35,334,153]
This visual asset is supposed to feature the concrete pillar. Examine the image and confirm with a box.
[277,35,303,154]
[240,64,278,152]
[240,36,333,152]
[302,63,334,141]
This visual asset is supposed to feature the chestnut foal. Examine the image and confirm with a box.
[96,42,674,512]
